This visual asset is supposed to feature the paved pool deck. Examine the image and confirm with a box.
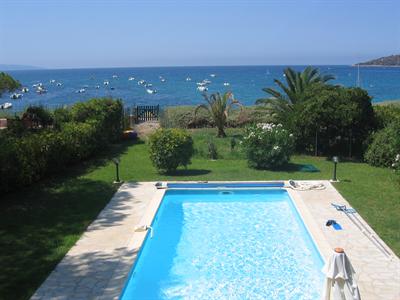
[31,181,400,300]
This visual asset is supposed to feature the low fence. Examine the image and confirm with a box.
[125,105,160,125]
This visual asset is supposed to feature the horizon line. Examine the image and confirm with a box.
[2,63,359,71]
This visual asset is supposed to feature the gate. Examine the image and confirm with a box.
[126,105,160,125]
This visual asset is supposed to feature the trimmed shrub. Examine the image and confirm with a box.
[242,123,295,169]
[365,121,400,168]
[0,98,124,194]
[148,128,194,173]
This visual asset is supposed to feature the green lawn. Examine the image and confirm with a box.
[1,128,399,300]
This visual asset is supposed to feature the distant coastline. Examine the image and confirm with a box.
[0,64,44,71]
[352,64,400,68]
[355,54,400,67]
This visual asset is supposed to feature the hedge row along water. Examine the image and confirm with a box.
[0,98,123,193]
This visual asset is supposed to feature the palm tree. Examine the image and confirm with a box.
[194,91,241,138]
[256,66,335,111]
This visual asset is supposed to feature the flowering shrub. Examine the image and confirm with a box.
[392,154,400,173]
[241,123,295,169]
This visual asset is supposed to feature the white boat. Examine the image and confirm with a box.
[49,79,56,83]
[112,75,118,79]
[103,81,109,86]
[210,74,216,77]
[10,93,22,99]
[186,77,192,81]
[146,88,157,94]
[36,86,47,94]
[32,83,42,88]
[160,78,166,82]
[128,77,135,81]
[138,80,146,85]
[202,79,212,84]
[223,82,230,86]
[197,86,208,92]
[56,82,62,86]
[76,88,86,93]
[95,85,100,89]
[21,87,29,93]
[145,83,153,88]
[1,102,12,109]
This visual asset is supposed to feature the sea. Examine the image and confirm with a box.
[2,65,400,112]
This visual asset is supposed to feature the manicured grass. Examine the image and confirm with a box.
[1,128,399,300]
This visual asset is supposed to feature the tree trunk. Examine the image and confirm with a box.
[217,126,226,138]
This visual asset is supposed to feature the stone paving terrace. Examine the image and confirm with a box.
[31,181,400,299]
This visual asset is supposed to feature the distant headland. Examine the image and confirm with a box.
[355,54,400,67]
[0,64,43,71]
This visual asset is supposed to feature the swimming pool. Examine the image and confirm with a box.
[120,188,324,300]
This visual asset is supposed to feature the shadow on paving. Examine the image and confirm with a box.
[0,140,138,300]
[31,246,140,299]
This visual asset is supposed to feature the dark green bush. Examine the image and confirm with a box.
[53,107,72,129]
[22,106,54,129]
[148,128,194,173]
[0,98,123,193]
[287,86,376,157]
[365,121,400,168]
[373,104,400,129]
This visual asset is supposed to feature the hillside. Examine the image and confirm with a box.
[357,54,400,66]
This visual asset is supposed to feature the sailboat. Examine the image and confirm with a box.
[356,64,361,87]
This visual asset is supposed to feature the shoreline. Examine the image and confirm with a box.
[352,64,400,68]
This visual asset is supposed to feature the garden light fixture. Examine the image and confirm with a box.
[112,158,122,184]
[331,156,339,182]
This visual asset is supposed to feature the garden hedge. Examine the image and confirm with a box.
[0,98,123,193]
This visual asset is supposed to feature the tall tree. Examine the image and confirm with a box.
[194,92,241,137]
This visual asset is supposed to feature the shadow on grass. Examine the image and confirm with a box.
[0,139,142,300]
[265,163,321,173]
[166,169,211,177]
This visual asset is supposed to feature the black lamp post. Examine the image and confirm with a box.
[331,156,339,182]
[112,158,121,183]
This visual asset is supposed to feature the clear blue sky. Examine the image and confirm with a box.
[0,0,399,68]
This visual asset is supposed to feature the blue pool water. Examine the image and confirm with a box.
[120,189,324,300]
[3,65,400,112]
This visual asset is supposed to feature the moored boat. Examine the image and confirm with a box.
[1,102,12,109]
[10,93,22,99]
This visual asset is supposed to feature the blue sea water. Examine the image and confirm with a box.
[120,189,324,300]
[3,65,400,111]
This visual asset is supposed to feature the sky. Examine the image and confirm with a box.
[0,0,399,69]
